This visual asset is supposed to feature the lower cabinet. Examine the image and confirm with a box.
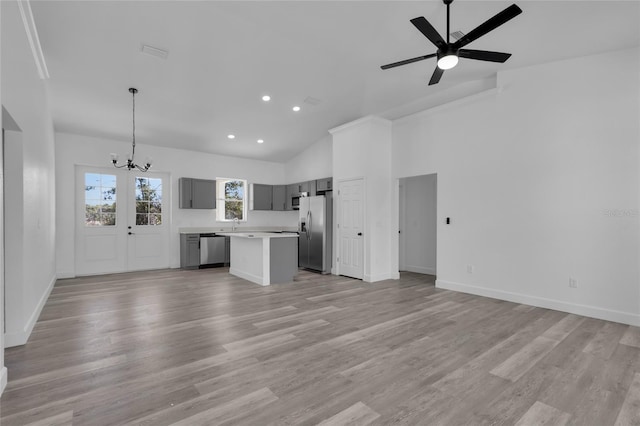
[180,234,200,269]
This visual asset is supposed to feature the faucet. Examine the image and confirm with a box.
[232,217,239,231]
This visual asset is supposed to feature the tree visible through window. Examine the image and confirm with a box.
[85,173,117,226]
[217,178,246,221]
[135,176,162,225]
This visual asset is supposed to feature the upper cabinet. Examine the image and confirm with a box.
[285,184,298,211]
[179,178,216,209]
[272,185,286,211]
[316,177,332,192]
[247,177,333,212]
[250,183,273,211]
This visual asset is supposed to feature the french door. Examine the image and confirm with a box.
[75,166,170,276]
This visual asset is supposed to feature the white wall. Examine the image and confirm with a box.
[1,0,58,347]
[400,174,437,275]
[0,0,4,391]
[331,116,397,282]
[392,47,640,326]
[284,135,332,183]
[55,132,299,275]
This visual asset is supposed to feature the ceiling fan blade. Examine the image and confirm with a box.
[381,53,437,70]
[458,49,512,63]
[428,67,444,85]
[452,4,522,49]
[410,17,446,49]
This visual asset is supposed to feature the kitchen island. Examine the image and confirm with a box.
[217,232,298,286]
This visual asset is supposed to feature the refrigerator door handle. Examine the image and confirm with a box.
[308,211,312,240]
[307,210,311,240]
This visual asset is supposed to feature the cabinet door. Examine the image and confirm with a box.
[178,178,193,208]
[316,177,332,192]
[272,185,286,211]
[298,181,309,194]
[180,234,200,268]
[251,184,273,210]
[307,180,317,196]
[285,184,298,210]
[192,179,216,209]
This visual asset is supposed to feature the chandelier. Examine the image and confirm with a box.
[111,88,152,172]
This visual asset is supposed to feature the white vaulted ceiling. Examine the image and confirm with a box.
[30,1,640,162]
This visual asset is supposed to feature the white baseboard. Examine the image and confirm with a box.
[403,265,436,275]
[436,279,640,327]
[364,272,399,283]
[56,270,75,279]
[229,268,267,286]
[5,274,56,348]
[0,367,7,396]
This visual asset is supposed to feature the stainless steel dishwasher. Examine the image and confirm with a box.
[199,234,226,267]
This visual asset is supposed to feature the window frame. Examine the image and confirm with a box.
[84,172,117,227]
[216,177,248,222]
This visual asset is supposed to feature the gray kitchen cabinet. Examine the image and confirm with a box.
[178,178,192,209]
[285,183,298,211]
[307,179,317,196]
[316,177,332,192]
[250,183,273,210]
[272,185,286,211]
[179,178,216,209]
[180,234,200,269]
[295,180,317,196]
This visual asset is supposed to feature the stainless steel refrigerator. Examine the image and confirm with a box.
[298,195,332,273]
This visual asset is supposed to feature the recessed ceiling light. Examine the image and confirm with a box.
[292,106,301,112]
[262,95,271,102]
[257,139,264,144]
[227,134,235,139]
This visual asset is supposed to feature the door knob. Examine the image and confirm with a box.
[357,232,362,236]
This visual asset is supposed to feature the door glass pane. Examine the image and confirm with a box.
[135,176,162,226]
[85,173,117,226]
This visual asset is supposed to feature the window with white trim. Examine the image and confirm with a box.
[216,178,247,222]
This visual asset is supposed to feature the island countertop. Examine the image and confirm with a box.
[216,232,298,239]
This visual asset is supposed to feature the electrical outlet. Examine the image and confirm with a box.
[466,265,474,274]
[569,277,578,288]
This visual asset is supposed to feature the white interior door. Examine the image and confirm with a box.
[75,167,170,276]
[338,178,364,279]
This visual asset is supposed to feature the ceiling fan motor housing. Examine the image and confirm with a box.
[437,46,458,60]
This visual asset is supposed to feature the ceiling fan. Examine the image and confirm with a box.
[381,0,522,85]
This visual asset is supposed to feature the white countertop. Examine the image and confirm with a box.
[216,232,298,239]
[179,226,298,235]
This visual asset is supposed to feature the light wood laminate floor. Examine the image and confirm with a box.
[1,269,639,425]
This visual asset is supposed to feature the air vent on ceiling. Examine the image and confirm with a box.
[303,96,322,106]
[141,44,169,60]
[450,30,466,41]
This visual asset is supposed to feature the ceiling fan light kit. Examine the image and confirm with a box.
[111,88,152,172]
[381,0,522,85]
[437,49,459,70]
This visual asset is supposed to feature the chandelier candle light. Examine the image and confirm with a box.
[111,88,152,172]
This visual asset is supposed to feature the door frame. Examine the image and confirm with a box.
[74,166,172,276]
[335,177,366,279]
